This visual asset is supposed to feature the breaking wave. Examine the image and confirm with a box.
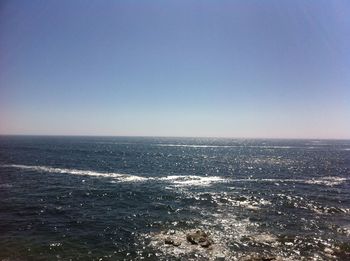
[304,176,348,186]
[1,164,147,182]
[154,144,296,149]
[0,164,226,187]
[1,164,347,187]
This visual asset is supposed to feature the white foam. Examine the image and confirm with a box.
[0,164,226,187]
[230,177,348,186]
[304,176,348,186]
[2,164,347,187]
[160,175,226,186]
[155,144,234,148]
[1,164,148,182]
[154,144,296,149]
[229,178,303,183]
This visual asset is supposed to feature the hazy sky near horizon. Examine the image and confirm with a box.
[1,0,350,138]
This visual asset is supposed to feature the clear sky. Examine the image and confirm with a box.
[1,0,349,139]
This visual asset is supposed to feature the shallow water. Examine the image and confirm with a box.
[0,136,349,260]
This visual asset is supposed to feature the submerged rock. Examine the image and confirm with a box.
[199,240,212,248]
[186,230,213,248]
[164,237,174,245]
[163,229,213,248]
[144,229,230,260]
[164,236,181,246]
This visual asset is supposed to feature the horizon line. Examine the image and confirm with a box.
[0,133,349,141]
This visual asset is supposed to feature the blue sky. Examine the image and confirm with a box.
[1,0,350,138]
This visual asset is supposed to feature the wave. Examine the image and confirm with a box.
[1,164,347,187]
[154,144,296,149]
[155,144,235,148]
[304,176,348,186]
[230,177,348,186]
[1,164,148,182]
[0,164,226,187]
[159,175,226,186]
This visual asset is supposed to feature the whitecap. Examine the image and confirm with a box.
[154,144,234,148]
[304,176,347,186]
[230,177,347,187]
[154,144,296,149]
[2,164,347,187]
[1,164,148,182]
[0,164,226,187]
[159,175,226,187]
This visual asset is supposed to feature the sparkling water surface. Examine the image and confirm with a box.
[0,136,349,260]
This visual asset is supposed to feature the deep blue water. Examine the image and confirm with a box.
[0,136,349,260]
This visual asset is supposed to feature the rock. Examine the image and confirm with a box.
[236,196,248,201]
[164,237,174,245]
[186,230,213,248]
[186,230,206,244]
[199,239,213,248]
[164,237,181,247]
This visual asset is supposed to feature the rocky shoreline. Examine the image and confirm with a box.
[141,227,350,260]
[144,229,296,261]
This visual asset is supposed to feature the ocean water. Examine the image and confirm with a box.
[0,136,349,260]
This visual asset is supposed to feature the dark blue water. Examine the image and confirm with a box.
[0,136,349,260]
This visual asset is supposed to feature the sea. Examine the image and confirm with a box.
[0,136,349,260]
